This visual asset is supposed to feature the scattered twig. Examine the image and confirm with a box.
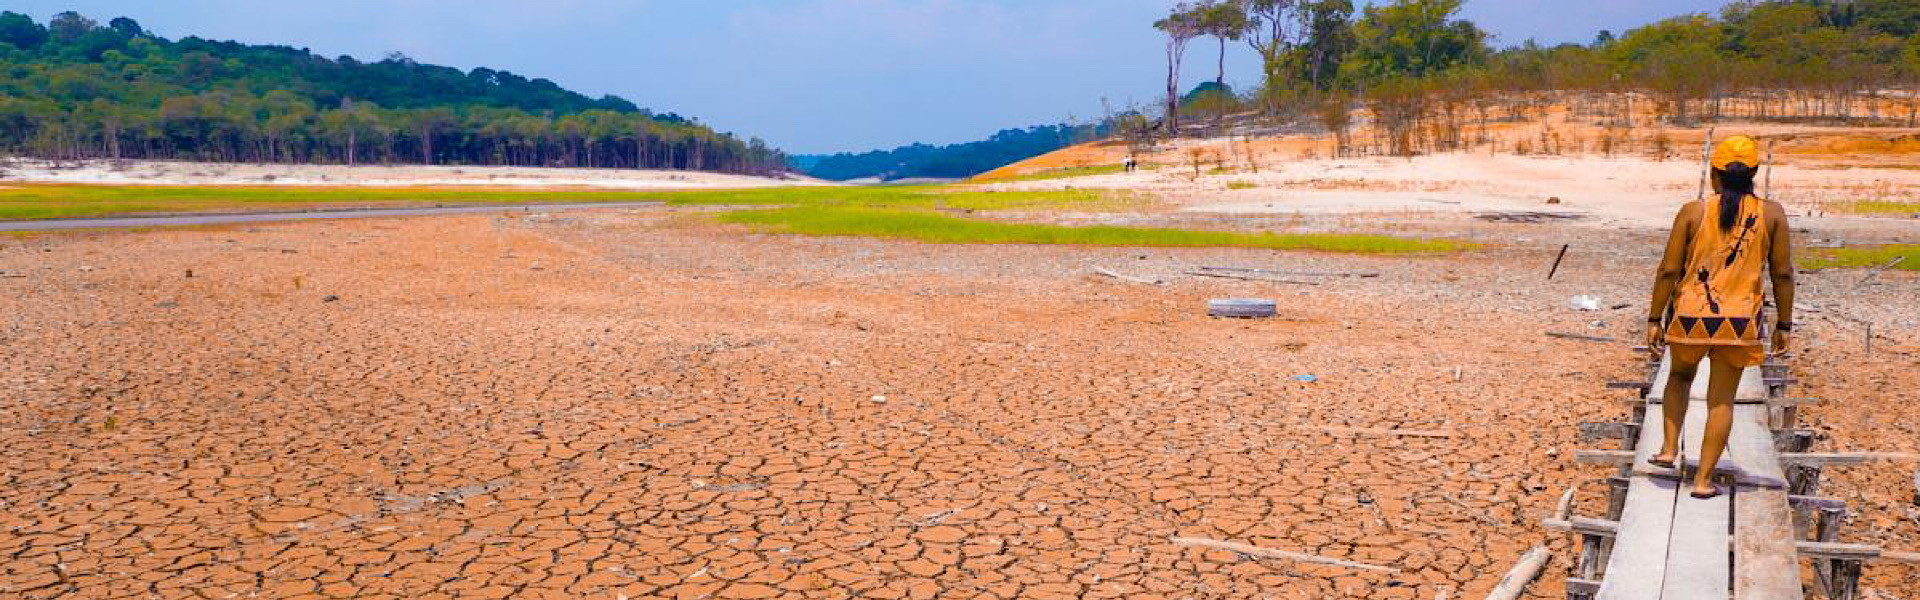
[1484,545,1550,600]
[0,272,25,278]
[1170,536,1400,573]
[1546,331,1618,344]
[1547,244,1569,280]
[1199,266,1379,278]
[1187,271,1320,285]
[1092,266,1162,285]
[1854,256,1906,290]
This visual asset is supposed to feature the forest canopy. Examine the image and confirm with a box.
[800,124,1106,181]
[1146,0,1920,155]
[0,11,789,174]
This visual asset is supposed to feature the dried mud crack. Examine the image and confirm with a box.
[2,207,1914,599]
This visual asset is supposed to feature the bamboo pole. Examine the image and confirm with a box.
[1485,545,1551,600]
[1697,128,1716,201]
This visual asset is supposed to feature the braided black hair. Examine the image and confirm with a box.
[1714,162,1757,232]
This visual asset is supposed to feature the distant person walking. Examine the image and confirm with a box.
[1644,135,1795,498]
[1123,155,1138,173]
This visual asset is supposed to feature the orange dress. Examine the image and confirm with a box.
[1665,194,1770,366]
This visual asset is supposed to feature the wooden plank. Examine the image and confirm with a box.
[1596,397,1681,600]
[1659,399,1731,600]
[1779,452,1919,466]
[1575,449,1636,465]
[1729,404,1801,599]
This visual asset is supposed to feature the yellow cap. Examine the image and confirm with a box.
[1711,135,1761,170]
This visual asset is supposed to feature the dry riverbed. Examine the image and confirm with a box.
[1,206,1915,599]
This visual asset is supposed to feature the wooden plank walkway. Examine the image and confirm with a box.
[1595,354,1801,600]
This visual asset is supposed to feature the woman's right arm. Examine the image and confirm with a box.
[1647,203,1698,346]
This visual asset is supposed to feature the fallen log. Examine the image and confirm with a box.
[1170,536,1400,573]
[1484,545,1550,600]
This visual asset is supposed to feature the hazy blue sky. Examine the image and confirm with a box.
[12,0,1728,154]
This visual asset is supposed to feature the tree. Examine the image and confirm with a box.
[412,107,454,164]
[1293,0,1356,90]
[322,99,380,165]
[0,11,48,49]
[1156,4,1206,134]
[1198,1,1251,89]
[1343,0,1487,85]
[47,11,98,44]
[1243,0,1300,70]
[107,17,144,38]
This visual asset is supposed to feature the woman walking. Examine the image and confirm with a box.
[1644,135,1796,499]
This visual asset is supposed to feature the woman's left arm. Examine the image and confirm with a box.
[1767,201,1796,351]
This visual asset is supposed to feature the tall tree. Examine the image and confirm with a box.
[1294,0,1356,90]
[1243,0,1300,69]
[1198,1,1251,88]
[1155,4,1206,133]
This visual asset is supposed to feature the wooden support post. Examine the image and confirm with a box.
[1577,422,1640,450]
[1771,428,1814,453]
[1789,495,1848,541]
[1815,506,1846,596]
[1604,476,1629,521]
[1790,463,1825,497]
[1565,578,1600,600]
[1576,534,1606,582]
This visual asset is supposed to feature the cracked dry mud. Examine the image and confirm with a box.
[2,207,1915,599]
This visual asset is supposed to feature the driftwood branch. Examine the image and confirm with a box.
[1546,331,1618,344]
[1199,266,1379,278]
[1187,271,1320,285]
[1092,266,1161,285]
[1484,545,1550,600]
[1854,256,1906,289]
[1170,536,1400,572]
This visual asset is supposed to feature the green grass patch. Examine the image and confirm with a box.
[1226,181,1257,190]
[717,206,1467,253]
[1803,244,1920,270]
[0,182,1150,221]
[653,185,1144,212]
[1842,200,1920,215]
[0,183,668,220]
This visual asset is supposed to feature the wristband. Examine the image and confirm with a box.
[1775,322,1792,333]
[1648,317,1663,324]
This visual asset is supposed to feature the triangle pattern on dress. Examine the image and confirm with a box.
[1702,317,1726,337]
[1729,317,1751,339]
[1678,316,1700,336]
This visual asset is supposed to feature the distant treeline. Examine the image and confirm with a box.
[0,11,788,174]
[1146,0,1920,155]
[801,123,1106,181]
